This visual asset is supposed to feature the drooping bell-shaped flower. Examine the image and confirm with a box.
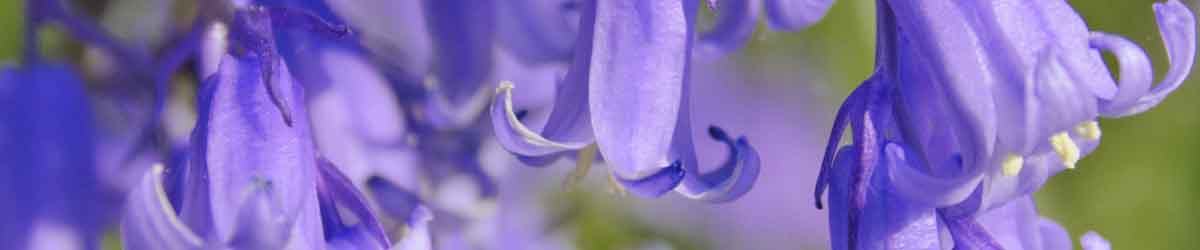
[120,5,430,249]
[490,0,846,202]
[815,0,1195,248]
[0,0,169,248]
[0,64,104,250]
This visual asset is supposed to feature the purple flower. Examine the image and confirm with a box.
[272,1,570,248]
[119,6,430,249]
[0,64,104,250]
[0,1,167,248]
[815,0,1195,248]
[489,0,844,202]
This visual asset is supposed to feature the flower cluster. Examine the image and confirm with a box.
[0,0,1193,249]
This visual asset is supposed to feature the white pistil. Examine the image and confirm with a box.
[1075,121,1102,141]
[1049,132,1080,169]
[1001,154,1024,177]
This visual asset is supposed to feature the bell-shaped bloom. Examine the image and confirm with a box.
[0,64,105,250]
[120,6,430,249]
[814,0,1195,248]
[491,0,838,202]
[271,2,565,248]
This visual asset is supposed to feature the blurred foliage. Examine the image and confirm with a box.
[548,190,712,250]
[0,1,21,62]
[0,1,1196,249]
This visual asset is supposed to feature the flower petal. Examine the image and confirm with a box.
[325,0,431,81]
[0,64,103,249]
[1099,0,1196,117]
[1037,217,1072,250]
[227,183,292,249]
[366,178,424,226]
[827,146,944,250]
[496,0,579,63]
[490,82,592,156]
[491,0,598,159]
[763,0,834,31]
[121,165,205,250]
[976,196,1044,250]
[1029,48,1098,144]
[1081,231,1111,250]
[695,0,762,60]
[885,142,983,207]
[668,64,760,202]
[366,178,433,250]
[1090,32,1154,117]
[589,0,689,179]
[193,55,318,242]
[613,161,686,198]
[421,0,496,129]
[888,0,998,168]
[317,158,390,249]
[672,126,761,203]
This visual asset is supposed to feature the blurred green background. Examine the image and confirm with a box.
[1,0,1194,249]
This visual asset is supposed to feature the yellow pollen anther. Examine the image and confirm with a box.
[1001,154,1024,177]
[1049,132,1080,169]
[1075,121,1102,141]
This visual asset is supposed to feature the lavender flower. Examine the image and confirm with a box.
[120,5,430,249]
[0,64,103,250]
[815,0,1195,248]
[0,0,165,248]
[489,0,843,202]
[271,1,573,248]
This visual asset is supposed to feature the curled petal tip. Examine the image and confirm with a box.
[681,135,753,201]
[676,131,761,203]
[490,81,590,157]
[1098,0,1196,117]
[696,0,762,60]
[613,161,686,198]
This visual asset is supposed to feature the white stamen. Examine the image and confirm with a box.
[1001,154,1024,177]
[1075,121,1102,141]
[1049,132,1080,169]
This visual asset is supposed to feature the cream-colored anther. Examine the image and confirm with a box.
[1049,132,1080,169]
[1075,121,1101,141]
[1001,154,1025,177]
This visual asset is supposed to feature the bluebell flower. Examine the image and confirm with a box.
[0,64,104,250]
[815,0,1195,248]
[0,0,170,248]
[490,0,845,202]
[266,1,576,249]
[119,5,431,249]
